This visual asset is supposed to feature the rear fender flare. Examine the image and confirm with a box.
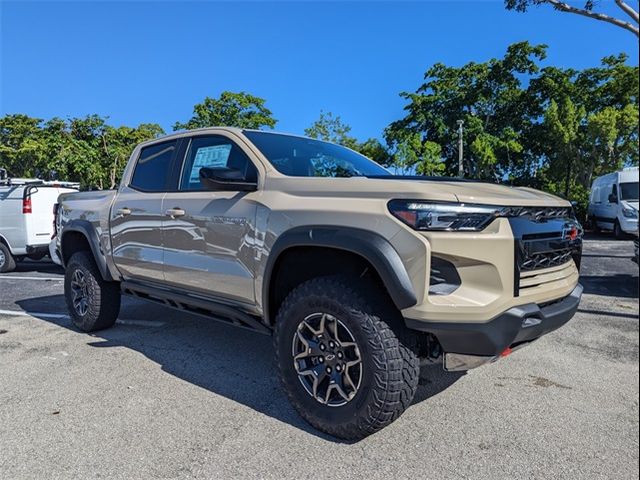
[61,220,113,281]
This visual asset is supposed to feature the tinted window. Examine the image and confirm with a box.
[243,131,389,178]
[130,141,177,192]
[620,182,639,201]
[179,136,257,191]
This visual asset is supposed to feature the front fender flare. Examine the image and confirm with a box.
[262,226,417,324]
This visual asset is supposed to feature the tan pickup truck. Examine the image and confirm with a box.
[56,128,583,439]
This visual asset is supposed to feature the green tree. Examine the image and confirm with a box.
[528,54,639,196]
[386,41,546,180]
[0,114,164,189]
[305,111,392,167]
[0,114,46,178]
[174,91,277,131]
[356,137,393,167]
[304,110,359,149]
[543,97,585,196]
[505,0,639,37]
[390,132,444,175]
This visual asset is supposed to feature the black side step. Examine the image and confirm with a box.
[121,281,271,335]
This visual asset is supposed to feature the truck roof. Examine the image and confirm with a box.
[138,127,245,148]
[137,127,328,148]
[592,167,639,186]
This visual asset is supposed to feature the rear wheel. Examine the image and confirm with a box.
[0,243,16,273]
[64,251,121,331]
[274,276,419,440]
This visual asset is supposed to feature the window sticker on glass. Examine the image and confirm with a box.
[190,144,232,181]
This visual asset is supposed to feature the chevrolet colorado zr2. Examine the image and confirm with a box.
[56,128,583,439]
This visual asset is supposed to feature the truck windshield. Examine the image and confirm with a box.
[243,131,389,178]
[620,182,639,201]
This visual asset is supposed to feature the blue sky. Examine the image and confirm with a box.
[1,0,638,140]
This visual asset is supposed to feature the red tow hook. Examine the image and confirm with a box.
[500,347,513,357]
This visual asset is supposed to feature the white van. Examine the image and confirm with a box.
[0,172,79,272]
[587,167,639,238]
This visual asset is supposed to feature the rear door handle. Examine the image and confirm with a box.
[116,207,131,217]
[165,208,185,219]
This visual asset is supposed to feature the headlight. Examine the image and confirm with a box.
[388,200,503,231]
[622,207,638,219]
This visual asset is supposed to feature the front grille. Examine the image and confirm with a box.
[513,231,582,296]
[503,206,572,222]
[520,248,573,272]
[509,215,582,297]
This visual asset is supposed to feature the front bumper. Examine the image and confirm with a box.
[405,284,583,371]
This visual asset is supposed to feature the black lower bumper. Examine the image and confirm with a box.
[405,284,583,357]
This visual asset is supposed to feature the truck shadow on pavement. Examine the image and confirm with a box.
[16,294,463,443]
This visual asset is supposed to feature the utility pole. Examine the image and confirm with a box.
[457,120,464,177]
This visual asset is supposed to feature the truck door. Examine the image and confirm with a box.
[110,139,178,282]
[161,134,259,305]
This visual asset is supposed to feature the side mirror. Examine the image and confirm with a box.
[199,167,257,192]
[608,193,618,204]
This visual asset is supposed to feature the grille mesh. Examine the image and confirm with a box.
[503,206,572,222]
[520,248,573,272]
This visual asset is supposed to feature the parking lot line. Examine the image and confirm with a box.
[0,308,67,319]
[0,309,165,327]
[0,276,63,281]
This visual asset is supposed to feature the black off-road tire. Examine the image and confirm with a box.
[274,276,419,440]
[64,251,121,332]
[0,242,16,273]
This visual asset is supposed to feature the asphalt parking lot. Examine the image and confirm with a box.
[0,235,638,479]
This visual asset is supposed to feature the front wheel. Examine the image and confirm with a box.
[614,220,626,240]
[64,251,121,332]
[274,276,419,440]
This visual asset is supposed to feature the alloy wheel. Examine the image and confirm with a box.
[291,313,363,407]
[70,269,90,316]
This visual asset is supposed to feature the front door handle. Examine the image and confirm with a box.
[165,208,186,219]
[116,207,131,217]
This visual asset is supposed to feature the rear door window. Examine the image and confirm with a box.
[130,140,178,192]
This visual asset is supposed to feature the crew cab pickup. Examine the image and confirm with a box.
[57,128,583,439]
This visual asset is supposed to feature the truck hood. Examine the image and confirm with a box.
[267,176,570,207]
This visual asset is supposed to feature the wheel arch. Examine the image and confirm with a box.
[262,226,417,325]
[0,233,12,251]
[60,220,113,281]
